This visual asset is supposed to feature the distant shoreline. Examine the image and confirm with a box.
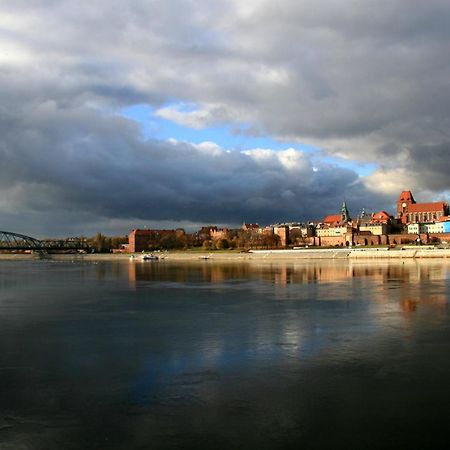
[2,247,450,261]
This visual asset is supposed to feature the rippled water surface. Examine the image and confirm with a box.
[1,258,450,449]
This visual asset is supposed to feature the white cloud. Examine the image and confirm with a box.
[155,102,240,129]
[192,141,223,156]
[155,104,213,129]
[243,148,310,172]
[363,168,416,197]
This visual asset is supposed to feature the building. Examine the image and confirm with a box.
[443,221,450,234]
[370,211,392,224]
[210,227,230,242]
[358,210,392,235]
[322,214,342,226]
[128,228,185,252]
[359,223,388,236]
[313,202,397,246]
[242,223,260,232]
[397,191,448,224]
[273,225,289,247]
[322,201,351,226]
[408,222,447,234]
[315,226,349,238]
[314,201,353,245]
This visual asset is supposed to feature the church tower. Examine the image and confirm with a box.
[397,191,415,220]
[341,201,350,223]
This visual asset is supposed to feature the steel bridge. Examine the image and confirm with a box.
[0,231,90,252]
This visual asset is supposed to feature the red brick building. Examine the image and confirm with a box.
[273,226,289,247]
[397,191,448,224]
[128,229,185,252]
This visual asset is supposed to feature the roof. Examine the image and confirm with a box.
[398,190,415,203]
[374,210,390,218]
[371,211,392,223]
[323,214,342,224]
[242,223,260,230]
[131,228,183,235]
[408,202,447,213]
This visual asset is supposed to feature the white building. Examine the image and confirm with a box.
[316,226,348,237]
[359,223,388,236]
[407,223,444,234]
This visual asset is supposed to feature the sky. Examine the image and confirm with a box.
[1,0,450,237]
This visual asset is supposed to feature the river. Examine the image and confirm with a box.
[1,258,450,449]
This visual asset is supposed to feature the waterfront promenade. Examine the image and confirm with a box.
[249,247,450,259]
[2,247,450,261]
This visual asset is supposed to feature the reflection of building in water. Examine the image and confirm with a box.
[127,261,256,285]
[400,298,418,313]
[274,265,289,286]
[272,261,450,314]
[273,263,351,286]
[127,260,450,284]
[208,265,226,284]
[126,260,450,313]
[399,294,447,314]
[361,260,450,313]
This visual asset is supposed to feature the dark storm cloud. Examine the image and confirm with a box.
[0,96,382,236]
[1,0,449,233]
[398,142,450,192]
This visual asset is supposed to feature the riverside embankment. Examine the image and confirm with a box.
[2,247,450,261]
[250,247,450,259]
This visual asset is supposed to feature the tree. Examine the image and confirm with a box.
[90,232,111,252]
[159,234,185,250]
[111,236,128,249]
[260,233,280,248]
[288,228,304,246]
[216,238,230,250]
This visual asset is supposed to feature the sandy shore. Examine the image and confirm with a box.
[2,247,450,261]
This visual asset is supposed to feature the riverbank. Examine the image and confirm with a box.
[250,247,450,259]
[2,247,450,261]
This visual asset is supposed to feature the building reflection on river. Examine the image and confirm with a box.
[127,259,450,314]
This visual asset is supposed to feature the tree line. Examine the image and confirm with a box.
[86,228,306,253]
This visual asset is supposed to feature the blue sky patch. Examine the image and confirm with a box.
[120,104,376,177]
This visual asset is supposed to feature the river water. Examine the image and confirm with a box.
[1,258,450,449]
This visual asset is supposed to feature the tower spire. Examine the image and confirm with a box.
[341,200,350,223]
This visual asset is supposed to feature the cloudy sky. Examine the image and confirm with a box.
[1,0,450,237]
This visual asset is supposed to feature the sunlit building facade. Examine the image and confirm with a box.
[397,190,448,224]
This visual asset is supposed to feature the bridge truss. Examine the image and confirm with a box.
[0,231,90,252]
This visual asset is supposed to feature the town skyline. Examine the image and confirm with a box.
[2,1,450,237]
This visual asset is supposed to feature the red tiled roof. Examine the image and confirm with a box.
[371,211,392,223]
[323,214,341,224]
[408,202,447,213]
[398,190,415,203]
[373,210,390,218]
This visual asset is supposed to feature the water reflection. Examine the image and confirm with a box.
[1,258,450,449]
[127,259,450,312]
[127,258,450,284]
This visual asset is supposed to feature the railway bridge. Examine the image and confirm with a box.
[0,231,89,252]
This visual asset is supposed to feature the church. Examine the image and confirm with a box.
[396,191,449,224]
